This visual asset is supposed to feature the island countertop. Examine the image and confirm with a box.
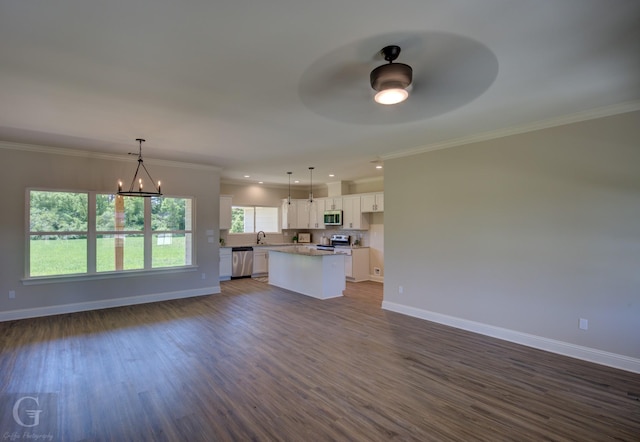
[267,246,334,256]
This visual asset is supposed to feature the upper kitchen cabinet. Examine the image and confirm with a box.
[295,200,311,229]
[324,197,343,211]
[361,193,384,213]
[342,195,369,230]
[295,199,325,229]
[220,195,232,230]
[310,198,325,229]
[281,199,298,229]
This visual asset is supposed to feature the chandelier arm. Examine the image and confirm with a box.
[125,159,144,192]
[139,161,160,193]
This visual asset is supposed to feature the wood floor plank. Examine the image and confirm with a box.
[1,279,639,441]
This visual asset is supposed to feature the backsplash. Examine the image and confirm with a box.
[219,230,369,247]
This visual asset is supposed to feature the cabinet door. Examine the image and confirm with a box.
[344,255,353,278]
[282,199,297,229]
[324,197,343,211]
[310,198,325,229]
[361,194,376,212]
[342,196,369,230]
[253,250,268,274]
[219,196,232,229]
[296,200,311,229]
[219,249,232,279]
[361,193,384,212]
[374,193,384,212]
[350,248,370,282]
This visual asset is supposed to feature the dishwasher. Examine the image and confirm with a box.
[231,246,254,279]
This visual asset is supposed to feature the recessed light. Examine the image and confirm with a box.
[329,174,335,177]
[244,175,250,178]
[258,181,263,184]
[375,165,383,169]
[294,180,300,183]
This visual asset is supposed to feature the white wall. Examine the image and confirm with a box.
[384,111,640,370]
[0,143,222,319]
[220,182,303,206]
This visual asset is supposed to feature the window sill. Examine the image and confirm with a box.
[22,266,199,286]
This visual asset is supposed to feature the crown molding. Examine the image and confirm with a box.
[381,100,640,161]
[0,140,222,172]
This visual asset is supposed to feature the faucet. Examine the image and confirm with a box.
[256,231,266,244]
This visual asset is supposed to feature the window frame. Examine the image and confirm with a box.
[25,188,196,282]
[229,205,280,234]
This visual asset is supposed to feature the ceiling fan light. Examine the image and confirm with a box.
[370,47,413,105]
[374,88,409,105]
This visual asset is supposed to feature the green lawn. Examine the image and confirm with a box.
[30,235,188,276]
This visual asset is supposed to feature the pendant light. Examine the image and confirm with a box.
[287,171,292,205]
[117,138,163,197]
[308,167,314,203]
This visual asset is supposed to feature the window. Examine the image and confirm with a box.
[29,191,88,276]
[28,190,194,278]
[231,206,278,233]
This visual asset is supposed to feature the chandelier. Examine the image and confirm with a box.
[117,138,162,197]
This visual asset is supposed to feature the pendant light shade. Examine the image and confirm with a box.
[370,45,413,105]
[117,139,162,197]
[287,171,292,205]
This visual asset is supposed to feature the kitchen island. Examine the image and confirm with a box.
[268,246,345,300]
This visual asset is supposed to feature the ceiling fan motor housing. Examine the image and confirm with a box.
[370,62,413,92]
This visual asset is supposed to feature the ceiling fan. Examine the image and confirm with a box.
[298,31,499,125]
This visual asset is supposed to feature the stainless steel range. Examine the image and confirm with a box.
[316,234,350,251]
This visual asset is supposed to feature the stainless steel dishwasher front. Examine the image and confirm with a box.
[231,246,254,278]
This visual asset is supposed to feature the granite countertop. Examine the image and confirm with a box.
[268,246,336,256]
[220,243,369,249]
[220,243,296,249]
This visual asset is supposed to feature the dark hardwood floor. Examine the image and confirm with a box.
[1,279,639,441]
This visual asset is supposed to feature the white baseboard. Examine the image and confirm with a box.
[0,286,222,322]
[369,275,384,283]
[382,301,640,374]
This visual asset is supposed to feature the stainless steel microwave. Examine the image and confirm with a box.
[324,210,342,225]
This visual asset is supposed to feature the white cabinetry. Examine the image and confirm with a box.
[325,197,342,211]
[361,193,384,213]
[341,248,370,282]
[292,199,325,229]
[342,195,369,230]
[282,199,298,229]
[219,196,232,230]
[219,248,232,281]
[310,199,325,229]
[253,248,269,276]
[296,200,311,229]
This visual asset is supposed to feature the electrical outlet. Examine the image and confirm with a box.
[201,273,206,280]
[579,318,588,330]
[399,285,404,294]
[9,290,15,299]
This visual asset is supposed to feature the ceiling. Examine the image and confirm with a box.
[1,0,639,187]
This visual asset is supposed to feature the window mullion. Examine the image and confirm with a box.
[144,197,152,269]
[87,192,97,273]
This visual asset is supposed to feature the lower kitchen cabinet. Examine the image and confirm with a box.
[345,248,369,282]
[253,248,269,276]
[219,248,232,281]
